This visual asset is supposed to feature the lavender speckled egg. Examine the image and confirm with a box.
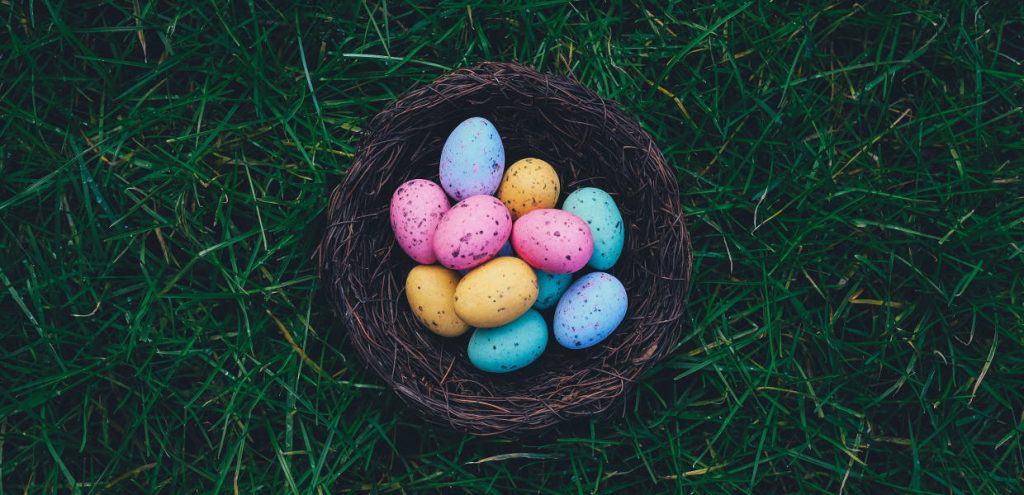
[561,187,625,270]
[433,195,512,270]
[389,179,450,264]
[511,209,593,274]
[467,309,548,373]
[533,269,573,310]
[439,117,505,201]
[554,272,628,349]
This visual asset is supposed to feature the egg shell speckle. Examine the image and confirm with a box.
[511,209,593,274]
[533,270,573,310]
[496,158,560,220]
[389,179,450,264]
[562,187,625,270]
[433,195,512,271]
[458,240,513,275]
[554,272,628,349]
[454,257,538,328]
[439,117,505,201]
[467,309,548,373]
[405,265,470,337]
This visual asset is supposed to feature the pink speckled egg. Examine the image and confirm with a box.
[433,195,512,270]
[512,209,593,274]
[390,179,450,264]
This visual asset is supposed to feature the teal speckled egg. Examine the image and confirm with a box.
[561,187,625,270]
[467,310,548,373]
[496,239,515,257]
[533,269,573,310]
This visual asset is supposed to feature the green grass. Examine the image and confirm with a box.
[2,1,1023,493]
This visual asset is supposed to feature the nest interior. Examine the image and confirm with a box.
[318,62,692,436]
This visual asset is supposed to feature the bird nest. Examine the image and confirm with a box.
[317,62,692,436]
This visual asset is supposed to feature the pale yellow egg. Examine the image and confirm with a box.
[454,257,538,328]
[496,158,560,220]
[405,265,470,337]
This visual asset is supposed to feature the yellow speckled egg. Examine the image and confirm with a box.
[496,158,560,220]
[406,265,470,337]
[454,257,538,328]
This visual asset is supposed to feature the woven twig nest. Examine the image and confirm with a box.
[317,62,692,436]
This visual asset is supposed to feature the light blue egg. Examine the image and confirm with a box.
[561,188,624,270]
[554,272,627,349]
[468,310,548,373]
[439,117,505,201]
[533,270,573,310]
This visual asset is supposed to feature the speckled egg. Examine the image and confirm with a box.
[533,270,573,310]
[496,239,515,257]
[458,240,514,275]
[562,187,625,270]
[454,257,538,328]
[389,179,450,264]
[554,272,628,349]
[433,195,512,271]
[439,117,505,201]
[405,265,470,337]
[496,158,560,220]
[511,209,593,274]
[467,309,548,373]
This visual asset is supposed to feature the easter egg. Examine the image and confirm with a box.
[458,240,514,275]
[533,270,573,310]
[554,272,628,349]
[467,309,548,373]
[454,257,538,328]
[511,209,593,274]
[389,179,450,264]
[496,158,560,220]
[433,195,512,271]
[405,265,470,337]
[562,187,625,270]
[439,117,505,201]
[497,239,515,257]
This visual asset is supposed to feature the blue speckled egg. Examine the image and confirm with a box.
[533,270,573,310]
[561,188,625,270]
[468,309,548,373]
[554,272,627,349]
[439,117,505,201]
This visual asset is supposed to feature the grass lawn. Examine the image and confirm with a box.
[2,1,1023,493]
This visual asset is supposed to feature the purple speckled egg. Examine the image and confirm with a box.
[511,209,593,274]
[439,117,505,201]
[433,195,512,270]
[553,272,628,349]
[389,179,450,264]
